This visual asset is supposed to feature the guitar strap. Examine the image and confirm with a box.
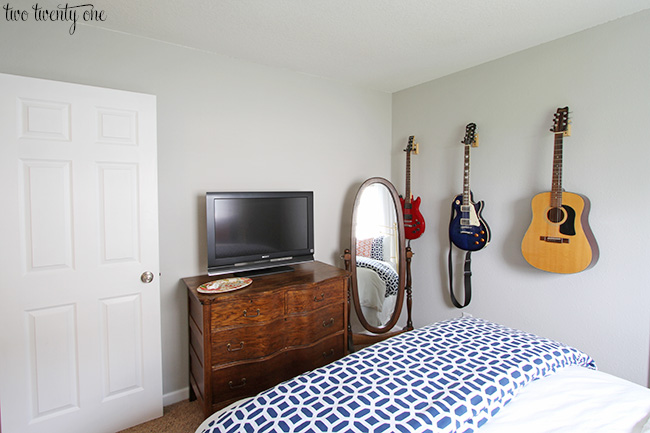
[448,203,473,308]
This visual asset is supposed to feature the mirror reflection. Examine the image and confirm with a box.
[354,182,401,327]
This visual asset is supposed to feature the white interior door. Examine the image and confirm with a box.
[0,73,163,433]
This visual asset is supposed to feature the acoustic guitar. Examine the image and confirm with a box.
[449,123,491,251]
[400,135,425,240]
[521,107,599,273]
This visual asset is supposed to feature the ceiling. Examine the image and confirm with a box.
[86,0,650,93]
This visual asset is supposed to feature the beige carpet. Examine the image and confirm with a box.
[118,399,205,433]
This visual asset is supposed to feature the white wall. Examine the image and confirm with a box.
[0,21,392,399]
[392,10,650,386]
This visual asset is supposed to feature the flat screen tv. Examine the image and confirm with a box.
[206,191,315,276]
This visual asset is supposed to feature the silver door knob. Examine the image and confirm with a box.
[141,271,154,283]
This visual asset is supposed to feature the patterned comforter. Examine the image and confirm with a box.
[356,256,399,297]
[200,316,596,433]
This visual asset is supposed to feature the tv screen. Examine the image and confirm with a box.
[206,191,314,276]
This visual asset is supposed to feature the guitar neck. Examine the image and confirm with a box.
[405,150,412,205]
[462,143,471,205]
[551,132,564,207]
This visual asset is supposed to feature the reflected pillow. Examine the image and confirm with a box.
[357,238,373,258]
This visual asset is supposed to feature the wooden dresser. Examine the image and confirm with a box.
[183,261,349,417]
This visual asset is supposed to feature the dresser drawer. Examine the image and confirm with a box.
[285,302,345,347]
[286,280,346,314]
[211,334,346,406]
[210,320,285,365]
[210,293,284,330]
[290,332,346,371]
[211,352,294,404]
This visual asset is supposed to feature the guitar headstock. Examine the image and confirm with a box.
[462,123,477,147]
[404,135,419,154]
[551,107,571,136]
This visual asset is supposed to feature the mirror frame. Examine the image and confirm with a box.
[349,177,406,335]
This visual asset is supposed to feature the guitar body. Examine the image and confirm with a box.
[449,192,490,251]
[521,191,599,273]
[400,195,426,239]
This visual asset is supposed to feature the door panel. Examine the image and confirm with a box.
[21,159,74,271]
[27,304,79,418]
[98,163,140,263]
[0,73,162,433]
[100,294,143,399]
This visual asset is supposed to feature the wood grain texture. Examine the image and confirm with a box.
[521,191,599,273]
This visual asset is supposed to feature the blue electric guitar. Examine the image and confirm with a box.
[449,123,491,251]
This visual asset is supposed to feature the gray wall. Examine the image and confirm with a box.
[393,10,650,386]
[0,21,391,400]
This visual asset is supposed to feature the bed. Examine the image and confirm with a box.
[196,316,650,433]
[355,236,400,327]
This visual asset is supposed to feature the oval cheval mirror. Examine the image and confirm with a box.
[345,177,413,350]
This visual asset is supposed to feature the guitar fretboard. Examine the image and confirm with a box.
[551,132,564,208]
[404,136,413,207]
[462,142,471,206]
[460,123,476,206]
[549,107,569,209]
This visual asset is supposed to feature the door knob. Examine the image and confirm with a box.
[141,271,154,283]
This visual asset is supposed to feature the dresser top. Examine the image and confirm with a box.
[183,261,348,304]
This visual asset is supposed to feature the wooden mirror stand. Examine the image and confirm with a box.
[344,177,414,351]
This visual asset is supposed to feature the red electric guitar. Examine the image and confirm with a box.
[400,135,426,240]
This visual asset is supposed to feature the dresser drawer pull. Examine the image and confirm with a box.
[243,309,260,318]
[322,348,335,358]
[322,318,335,328]
[314,293,325,302]
[228,378,247,389]
[227,341,245,352]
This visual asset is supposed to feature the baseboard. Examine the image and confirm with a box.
[163,387,190,406]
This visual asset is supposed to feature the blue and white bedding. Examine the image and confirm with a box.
[356,256,399,297]
[199,316,595,433]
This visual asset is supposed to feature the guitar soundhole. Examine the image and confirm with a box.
[547,207,564,223]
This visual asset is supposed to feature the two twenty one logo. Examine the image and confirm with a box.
[3,3,107,35]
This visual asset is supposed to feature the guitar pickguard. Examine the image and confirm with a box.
[459,204,480,227]
[559,205,576,236]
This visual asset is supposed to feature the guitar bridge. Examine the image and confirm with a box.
[540,236,569,244]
